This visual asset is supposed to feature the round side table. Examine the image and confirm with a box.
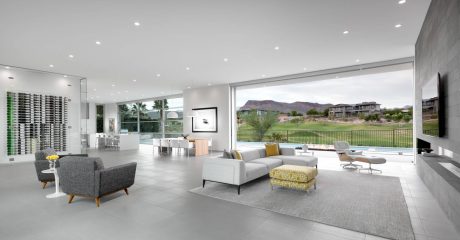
[41,168,66,198]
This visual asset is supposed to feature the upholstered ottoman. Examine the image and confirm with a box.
[352,155,387,174]
[269,165,318,191]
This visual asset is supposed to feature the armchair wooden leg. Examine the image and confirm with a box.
[124,188,129,195]
[95,197,101,207]
[41,182,47,189]
[68,195,75,204]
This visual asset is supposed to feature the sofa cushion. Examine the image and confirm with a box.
[231,150,243,160]
[240,150,262,162]
[269,155,318,167]
[245,163,268,182]
[222,150,234,159]
[265,143,280,157]
[248,158,283,171]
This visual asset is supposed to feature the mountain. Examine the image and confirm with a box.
[239,100,333,114]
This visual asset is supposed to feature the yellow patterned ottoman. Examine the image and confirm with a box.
[269,165,318,191]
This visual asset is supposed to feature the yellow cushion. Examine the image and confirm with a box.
[269,165,317,183]
[265,143,280,157]
[232,150,243,160]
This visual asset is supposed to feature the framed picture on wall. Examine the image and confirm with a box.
[109,118,115,133]
[192,107,218,132]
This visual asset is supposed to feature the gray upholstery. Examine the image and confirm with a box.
[34,149,60,183]
[269,155,318,167]
[248,158,283,170]
[245,163,268,182]
[58,156,137,198]
[240,150,262,162]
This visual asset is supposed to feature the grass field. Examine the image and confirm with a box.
[237,120,413,148]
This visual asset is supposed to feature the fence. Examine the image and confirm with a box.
[237,129,413,148]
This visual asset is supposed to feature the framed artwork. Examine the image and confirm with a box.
[192,107,218,132]
[109,118,115,133]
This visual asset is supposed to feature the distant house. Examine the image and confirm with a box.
[422,97,438,115]
[278,113,289,122]
[329,102,381,118]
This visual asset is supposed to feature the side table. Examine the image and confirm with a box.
[41,168,66,198]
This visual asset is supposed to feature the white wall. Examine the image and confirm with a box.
[104,103,118,134]
[183,84,231,151]
[0,68,81,163]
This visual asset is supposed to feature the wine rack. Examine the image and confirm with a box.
[6,92,68,155]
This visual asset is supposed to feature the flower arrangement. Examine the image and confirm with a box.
[46,155,59,169]
[46,155,59,161]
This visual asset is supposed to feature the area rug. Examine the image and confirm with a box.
[190,170,414,240]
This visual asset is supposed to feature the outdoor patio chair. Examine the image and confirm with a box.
[334,141,363,169]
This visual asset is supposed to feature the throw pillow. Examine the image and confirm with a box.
[231,150,243,160]
[265,143,280,157]
[222,149,234,159]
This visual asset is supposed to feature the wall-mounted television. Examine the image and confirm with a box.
[422,73,444,137]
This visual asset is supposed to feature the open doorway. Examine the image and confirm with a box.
[234,63,414,158]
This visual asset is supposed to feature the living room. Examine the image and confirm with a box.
[1,1,459,240]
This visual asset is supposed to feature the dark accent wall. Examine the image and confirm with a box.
[415,0,460,162]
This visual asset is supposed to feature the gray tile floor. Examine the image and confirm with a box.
[0,145,459,240]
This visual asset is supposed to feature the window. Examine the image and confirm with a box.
[96,105,104,133]
[118,97,183,142]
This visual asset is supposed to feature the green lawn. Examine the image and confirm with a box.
[237,120,413,148]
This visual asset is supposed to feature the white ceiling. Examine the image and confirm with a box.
[0,0,430,103]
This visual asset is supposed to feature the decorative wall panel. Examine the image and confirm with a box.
[6,92,68,155]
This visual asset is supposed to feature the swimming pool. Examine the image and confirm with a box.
[236,141,414,155]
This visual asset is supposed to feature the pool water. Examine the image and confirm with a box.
[236,141,413,155]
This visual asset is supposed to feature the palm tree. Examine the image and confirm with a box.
[242,110,278,141]
[131,102,148,120]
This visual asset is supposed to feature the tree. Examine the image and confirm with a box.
[153,99,169,119]
[241,110,278,141]
[307,108,319,116]
[323,108,330,117]
[290,110,303,117]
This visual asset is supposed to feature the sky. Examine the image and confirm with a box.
[236,69,413,109]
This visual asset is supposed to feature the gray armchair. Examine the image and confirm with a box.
[34,148,60,188]
[58,156,137,207]
[34,148,89,188]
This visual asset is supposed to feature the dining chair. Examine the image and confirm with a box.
[179,139,191,157]
[152,138,161,154]
[160,139,170,154]
[169,139,181,154]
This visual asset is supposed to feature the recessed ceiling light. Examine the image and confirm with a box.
[68,54,74,58]
[49,64,54,68]
[207,83,211,86]
[336,76,340,79]
[111,84,116,87]
[356,59,360,63]
[134,22,140,26]
[303,67,307,71]
[117,91,121,94]
[395,24,403,28]
[64,75,68,78]
[5,66,10,69]
[124,90,128,93]
[187,86,191,89]
[93,89,97,91]
[398,0,406,4]
[90,97,94,99]
[185,67,190,71]
[274,46,280,50]
[223,58,229,62]
[343,30,349,35]
[95,41,101,45]
[132,79,137,82]
[261,74,266,77]
[156,74,161,77]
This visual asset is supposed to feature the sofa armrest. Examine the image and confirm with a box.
[280,148,296,156]
[98,162,137,196]
[202,158,245,185]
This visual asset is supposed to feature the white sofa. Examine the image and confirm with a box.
[202,148,318,194]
